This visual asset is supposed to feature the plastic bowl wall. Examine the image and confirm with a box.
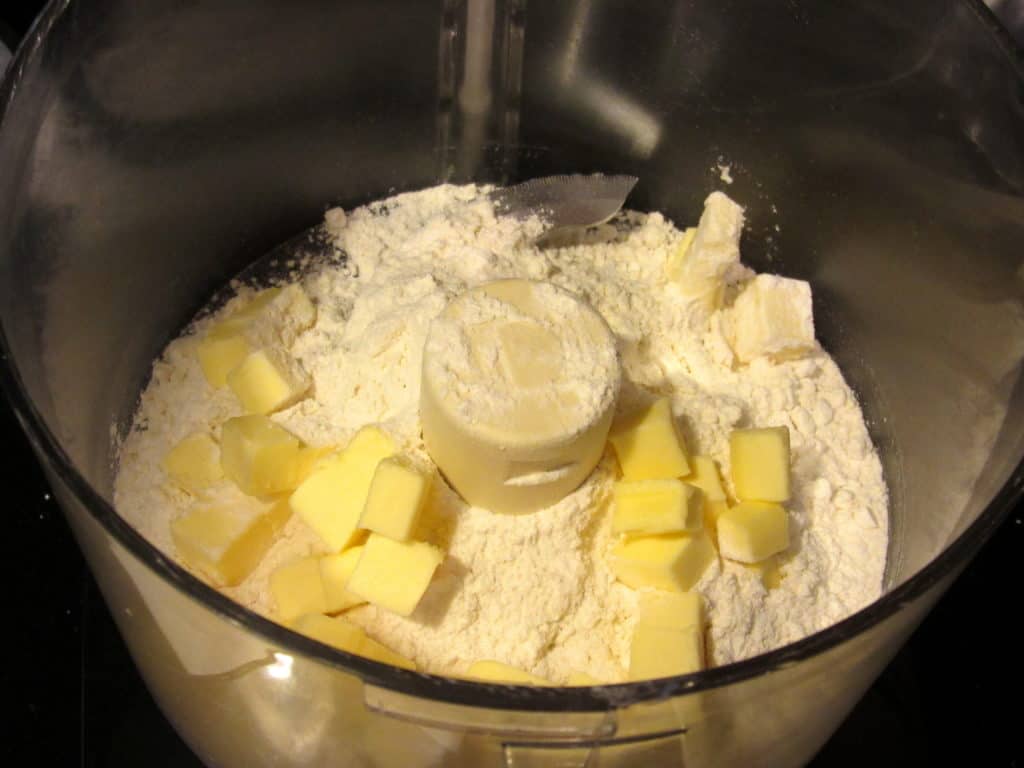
[2,1,1024,766]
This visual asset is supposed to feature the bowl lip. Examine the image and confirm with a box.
[3,0,1024,715]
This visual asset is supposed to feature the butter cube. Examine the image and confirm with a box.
[609,398,690,481]
[346,533,444,617]
[220,415,303,496]
[196,285,316,389]
[359,456,432,541]
[612,479,703,536]
[171,497,291,587]
[703,500,731,541]
[629,624,704,679]
[730,427,791,502]
[290,426,396,551]
[612,532,716,592]
[666,192,745,311]
[566,671,604,686]
[162,432,223,492]
[728,274,815,363]
[467,660,552,686]
[291,611,365,647]
[196,332,253,388]
[637,591,704,631]
[294,445,340,485]
[663,226,697,280]
[291,613,416,670]
[685,456,727,503]
[227,347,311,415]
[717,501,789,564]
[269,557,329,622]
[319,546,367,614]
[360,636,418,670]
[743,554,786,589]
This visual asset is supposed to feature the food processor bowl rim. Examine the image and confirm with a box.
[2,0,1023,713]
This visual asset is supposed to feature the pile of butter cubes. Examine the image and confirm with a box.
[163,287,445,670]
[606,396,793,679]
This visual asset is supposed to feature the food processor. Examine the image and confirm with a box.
[2,1,1023,766]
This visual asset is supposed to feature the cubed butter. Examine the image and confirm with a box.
[270,556,329,622]
[730,426,791,502]
[290,426,396,551]
[637,590,704,631]
[227,347,311,415]
[467,660,552,686]
[360,636,418,670]
[703,500,731,541]
[196,332,253,389]
[220,415,303,496]
[629,624,704,679]
[728,274,815,363]
[666,192,745,311]
[171,497,291,587]
[359,456,432,541]
[346,533,443,617]
[685,456,727,503]
[566,671,604,686]
[611,532,716,592]
[291,613,416,670]
[319,546,367,614]
[717,501,789,564]
[162,432,223,492]
[612,479,703,536]
[663,226,697,280]
[609,398,690,481]
[743,554,786,589]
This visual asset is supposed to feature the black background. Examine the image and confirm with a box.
[2,3,1023,766]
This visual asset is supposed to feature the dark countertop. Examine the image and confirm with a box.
[2,4,1023,766]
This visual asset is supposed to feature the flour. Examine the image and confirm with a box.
[113,183,888,681]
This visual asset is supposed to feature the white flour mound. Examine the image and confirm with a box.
[114,184,888,682]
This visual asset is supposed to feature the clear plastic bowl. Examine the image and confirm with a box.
[2,1,1023,766]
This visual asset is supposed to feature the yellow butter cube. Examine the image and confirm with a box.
[220,415,303,496]
[611,532,716,592]
[609,398,690,481]
[346,533,444,617]
[566,671,604,686]
[663,226,697,281]
[728,274,815,363]
[629,624,704,679]
[359,635,418,670]
[291,611,365,648]
[294,445,340,485]
[612,479,703,535]
[743,554,785,589]
[227,347,311,415]
[359,456,432,541]
[637,591,704,631]
[467,660,552,686]
[197,332,253,388]
[162,432,223,492]
[291,613,417,670]
[270,556,329,622]
[703,500,731,544]
[319,546,367,614]
[171,497,291,587]
[290,426,396,551]
[729,427,791,502]
[717,501,789,564]
[685,456,727,503]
